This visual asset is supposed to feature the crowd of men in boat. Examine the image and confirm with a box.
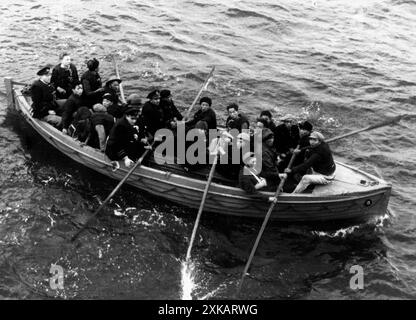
[29,53,336,201]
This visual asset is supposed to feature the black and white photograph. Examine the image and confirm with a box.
[0,0,415,305]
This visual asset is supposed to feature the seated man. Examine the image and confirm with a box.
[284,131,336,193]
[259,128,281,191]
[88,103,115,152]
[186,97,217,130]
[225,103,249,133]
[275,114,300,171]
[70,106,92,142]
[259,110,277,132]
[159,89,183,130]
[31,66,62,128]
[274,114,299,154]
[239,151,277,203]
[103,77,125,118]
[292,120,313,168]
[61,82,85,135]
[142,89,164,136]
[105,106,149,167]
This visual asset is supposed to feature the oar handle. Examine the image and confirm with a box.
[71,143,153,242]
[236,146,299,296]
[112,55,126,104]
[297,114,412,152]
[185,66,215,119]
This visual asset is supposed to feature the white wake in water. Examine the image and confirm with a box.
[180,260,197,300]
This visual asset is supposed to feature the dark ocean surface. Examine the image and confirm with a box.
[0,0,415,299]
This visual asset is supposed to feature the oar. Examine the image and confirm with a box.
[327,114,413,143]
[185,143,220,262]
[185,66,215,119]
[71,144,154,242]
[111,55,126,104]
[235,147,299,297]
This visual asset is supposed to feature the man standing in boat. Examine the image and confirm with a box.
[105,106,150,168]
[284,131,336,193]
[30,66,62,128]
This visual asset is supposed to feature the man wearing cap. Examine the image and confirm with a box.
[31,66,62,128]
[105,106,149,167]
[159,89,183,130]
[103,77,124,109]
[81,58,104,107]
[274,114,300,154]
[186,97,217,130]
[239,151,277,203]
[142,89,164,136]
[104,90,126,119]
[51,53,79,100]
[284,131,336,193]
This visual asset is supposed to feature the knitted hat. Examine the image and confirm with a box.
[299,120,313,132]
[160,89,171,99]
[199,96,212,106]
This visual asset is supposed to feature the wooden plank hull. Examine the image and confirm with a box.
[9,83,392,222]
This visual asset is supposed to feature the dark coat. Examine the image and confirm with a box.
[61,93,85,129]
[259,142,280,189]
[30,79,57,119]
[107,102,126,119]
[226,113,249,133]
[238,166,269,201]
[293,134,310,167]
[88,113,115,149]
[188,108,217,130]
[81,70,103,107]
[292,141,336,176]
[142,101,164,135]
[274,123,299,154]
[159,98,183,127]
[105,116,146,161]
[103,86,122,106]
[50,63,79,99]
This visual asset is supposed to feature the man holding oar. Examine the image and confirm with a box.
[283,131,336,193]
[105,105,150,168]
